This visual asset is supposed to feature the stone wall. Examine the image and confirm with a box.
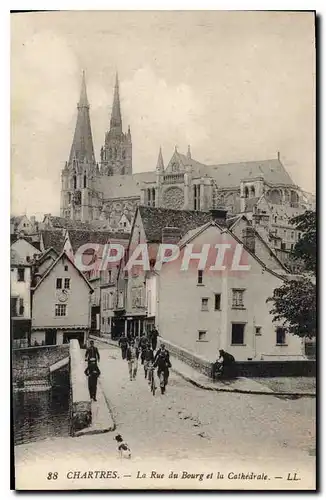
[158,338,212,377]
[158,338,316,378]
[69,339,91,433]
[12,344,69,371]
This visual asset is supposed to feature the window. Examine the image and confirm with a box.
[291,231,294,239]
[17,268,25,282]
[11,297,17,317]
[255,326,262,336]
[232,289,245,308]
[64,265,68,272]
[281,242,286,250]
[19,298,24,316]
[201,298,209,311]
[109,292,113,309]
[231,323,245,345]
[276,327,286,345]
[198,331,207,341]
[108,270,112,282]
[83,174,87,188]
[214,294,221,310]
[102,317,104,325]
[64,278,70,289]
[55,304,67,317]
[123,222,127,227]
[197,270,203,285]
[56,278,63,289]
[108,317,110,325]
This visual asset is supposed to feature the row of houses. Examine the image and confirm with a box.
[10,206,310,362]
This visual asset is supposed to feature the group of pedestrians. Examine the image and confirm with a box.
[119,328,171,394]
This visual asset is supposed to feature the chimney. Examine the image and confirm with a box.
[210,209,228,225]
[242,226,256,254]
[161,227,182,245]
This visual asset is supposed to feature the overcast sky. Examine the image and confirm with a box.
[11,10,315,218]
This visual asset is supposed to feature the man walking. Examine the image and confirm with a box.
[118,335,128,360]
[126,339,139,381]
[153,343,171,394]
[84,361,101,401]
[85,340,100,363]
[150,327,159,351]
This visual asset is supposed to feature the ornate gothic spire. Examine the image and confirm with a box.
[69,71,95,164]
[110,72,122,133]
[156,147,164,172]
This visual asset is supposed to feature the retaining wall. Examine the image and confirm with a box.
[158,338,316,378]
[69,339,91,433]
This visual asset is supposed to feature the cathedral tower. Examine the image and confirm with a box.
[60,72,102,222]
[100,73,132,176]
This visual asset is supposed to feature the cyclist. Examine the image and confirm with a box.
[153,343,171,394]
[143,342,155,379]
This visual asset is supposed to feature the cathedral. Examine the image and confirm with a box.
[60,72,313,232]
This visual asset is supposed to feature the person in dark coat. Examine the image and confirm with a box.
[143,343,155,379]
[85,340,100,363]
[153,343,171,394]
[84,361,101,401]
[150,327,159,351]
[118,335,128,360]
[216,349,237,379]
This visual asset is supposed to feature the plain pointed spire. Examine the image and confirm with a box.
[156,147,164,172]
[78,71,89,108]
[110,72,122,133]
[69,71,95,164]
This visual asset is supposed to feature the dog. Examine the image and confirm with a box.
[115,434,131,459]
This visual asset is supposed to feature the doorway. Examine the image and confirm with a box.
[45,329,57,345]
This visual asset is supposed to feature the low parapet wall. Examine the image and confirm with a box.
[158,338,316,378]
[69,339,91,434]
[157,338,213,377]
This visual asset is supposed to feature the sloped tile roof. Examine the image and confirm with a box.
[44,215,94,230]
[41,230,66,254]
[138,206,214,242]
[100,171,156,200]
[68,230,129,253]
[174,153,295,187]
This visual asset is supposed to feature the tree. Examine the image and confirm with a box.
[267,210,316,338]
[267,277,316,339]
[289,210,316,274]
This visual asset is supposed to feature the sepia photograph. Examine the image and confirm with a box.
[10,10,316,491]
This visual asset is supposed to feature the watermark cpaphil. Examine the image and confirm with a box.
[74,238,251,275]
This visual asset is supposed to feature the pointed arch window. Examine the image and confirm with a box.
[152,188,156,207]
[194,185,200,210]
[73,175,77,190]
[244,187,249,198]
[84,173,87,188]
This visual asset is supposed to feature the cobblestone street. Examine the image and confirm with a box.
[98,342,315,462]
[14,341,316,489]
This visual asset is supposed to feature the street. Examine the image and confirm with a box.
[96,341,316,462]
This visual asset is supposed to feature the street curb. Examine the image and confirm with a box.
[75,383,116,437]
[171,367,316,398]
